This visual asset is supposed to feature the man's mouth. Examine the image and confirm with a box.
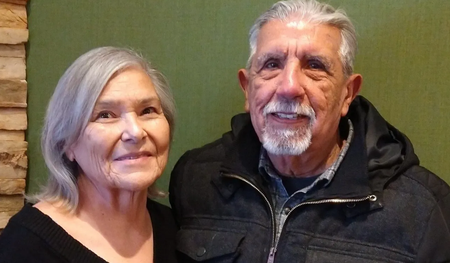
[272,112,299,120]
[263,101,316,125]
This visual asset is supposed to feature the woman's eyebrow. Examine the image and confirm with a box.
[94,95,160,108]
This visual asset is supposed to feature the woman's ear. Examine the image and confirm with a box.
[65,145,76,162]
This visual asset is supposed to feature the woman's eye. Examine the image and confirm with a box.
[95,111,115,120]
[142,107,155,115]
[99,112,113,118]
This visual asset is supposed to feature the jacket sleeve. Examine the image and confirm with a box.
[416,180,450,263]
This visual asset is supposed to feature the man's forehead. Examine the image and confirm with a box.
[285,19,309,30]
[259,19,341,40]
[256,20,342,54]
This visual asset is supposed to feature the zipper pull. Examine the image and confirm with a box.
[267,247,276,263]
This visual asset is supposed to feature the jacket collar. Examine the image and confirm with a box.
[217,113,272,200]
[215,96,419,215]
[348,96,419,193]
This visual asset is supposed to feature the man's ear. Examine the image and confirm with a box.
[238,69,250,112]
[341,73,362,117]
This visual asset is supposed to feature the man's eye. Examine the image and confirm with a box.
[142,107,156,115]
[264,61,280,70]
[308,60,325,70]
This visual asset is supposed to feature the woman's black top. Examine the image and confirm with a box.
[0,199,178,263]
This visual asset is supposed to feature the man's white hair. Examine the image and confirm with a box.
[247,0,357,77]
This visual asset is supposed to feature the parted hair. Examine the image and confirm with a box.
[35,46,176,212]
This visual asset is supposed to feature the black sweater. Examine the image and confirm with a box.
[0,199,177,263]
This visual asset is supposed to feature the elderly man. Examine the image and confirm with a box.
[170,0,450,262]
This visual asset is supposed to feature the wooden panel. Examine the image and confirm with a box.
[0,44,25,58]
[0,179,25,194]
[0,57,26,79]
[0,108,27,130]
[0,0,27,231]
[0,79,27,107]
[0,162,27,179]
[0,194,24,211]
[0,0,28,5]
[0,194,23,229]
[0,28,28,44]
[0,130,25,140]
[0,140,27,155]
[0,140,27,179]
[0,210,19,228]
[0,2,27,29]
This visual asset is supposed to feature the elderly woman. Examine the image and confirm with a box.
[0,47,177,263]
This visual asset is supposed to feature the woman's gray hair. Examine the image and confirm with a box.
[35,46,176,212]
[247,0,357,76]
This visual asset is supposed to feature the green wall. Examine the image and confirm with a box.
[26,1,450,204]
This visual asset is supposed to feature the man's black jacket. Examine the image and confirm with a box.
[170,96,450,263]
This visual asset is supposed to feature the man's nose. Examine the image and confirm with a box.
[277,61,306,100]
[121,114,146,143]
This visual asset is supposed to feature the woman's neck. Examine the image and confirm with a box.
[34,176,155,262]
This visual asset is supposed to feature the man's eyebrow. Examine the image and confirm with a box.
[255,51,286,66]
[306,54,334,69]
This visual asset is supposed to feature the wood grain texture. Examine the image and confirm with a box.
[0,79,27,107]
[0,28,28,44]
[0,130,25,140]
[0,108,27,130]
[0,44,25,58]
[0,2,27,28]
[0,140,27,179]
[0,57,26,79]
[0,179,25,194]
[0,194,24,211]
[0,0,28,5]
[0,210,19,228]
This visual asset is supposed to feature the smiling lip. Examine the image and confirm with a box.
[114,151,151,161]
[269,112,310,122]
[272,112,300,120]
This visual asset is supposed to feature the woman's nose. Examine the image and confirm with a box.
[121,114,146,143]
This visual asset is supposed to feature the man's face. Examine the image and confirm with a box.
[239,19,360,156]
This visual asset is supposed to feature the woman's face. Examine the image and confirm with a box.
[67,67,170,193]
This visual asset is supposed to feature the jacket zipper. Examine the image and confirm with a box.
[289,194,378,211]
[270,194,378,263]
[222,174,277,262]
[223,173,377,263]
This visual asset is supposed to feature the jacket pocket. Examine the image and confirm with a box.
[280,234,414,263]
[304,245,413,263]
[176,229,245,263]
[306,249,395,263]
[176,228,245,262]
